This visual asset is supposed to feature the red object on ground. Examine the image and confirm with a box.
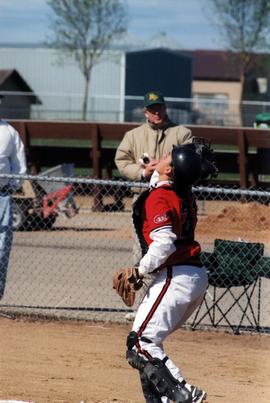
[42,185,73,218]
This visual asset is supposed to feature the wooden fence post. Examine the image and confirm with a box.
[90,124,103,211]
[237,129,248,188]
[90,124,100,178]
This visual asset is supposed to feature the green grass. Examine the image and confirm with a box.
[30,138,121,148]
[213,144,257,154]
[31,139,91,147]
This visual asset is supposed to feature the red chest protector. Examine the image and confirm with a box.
[132,186,202,268]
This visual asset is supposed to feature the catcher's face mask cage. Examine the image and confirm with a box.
[192,137,219,183]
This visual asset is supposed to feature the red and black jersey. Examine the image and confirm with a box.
[133,184,201,267]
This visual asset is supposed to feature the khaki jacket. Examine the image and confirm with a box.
[115,121,193,181]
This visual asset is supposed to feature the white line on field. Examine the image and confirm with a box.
[0,400,35,403]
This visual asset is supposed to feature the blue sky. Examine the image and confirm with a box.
[0,0,223,50]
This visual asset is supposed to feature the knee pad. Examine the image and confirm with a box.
[126,348,147,371]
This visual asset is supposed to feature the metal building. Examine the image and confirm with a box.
[0,46,125,121]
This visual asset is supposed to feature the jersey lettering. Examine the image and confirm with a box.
[153,214,169,224]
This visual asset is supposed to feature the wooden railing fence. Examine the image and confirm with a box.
[8,120,270,188]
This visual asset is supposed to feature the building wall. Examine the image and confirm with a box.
[126,49,192,98]
[125,49,192,122]
[192,80,242,126]
[0,47,124,121]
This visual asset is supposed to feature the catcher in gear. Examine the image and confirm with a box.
[113,141,217,402]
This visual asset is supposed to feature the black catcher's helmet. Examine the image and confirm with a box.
[171,144,202,188]
[171,140,218,190]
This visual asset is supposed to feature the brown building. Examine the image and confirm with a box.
[182,50,270,127]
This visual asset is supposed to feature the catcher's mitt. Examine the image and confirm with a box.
[113,267,143,307]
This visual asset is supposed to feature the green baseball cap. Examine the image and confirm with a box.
[143,91,166,108]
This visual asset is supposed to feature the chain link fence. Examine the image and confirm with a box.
[2,91,270,127]
[0,173,269,334]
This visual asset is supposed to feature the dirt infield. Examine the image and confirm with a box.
[0,317,269,403]
[1,197,269,402]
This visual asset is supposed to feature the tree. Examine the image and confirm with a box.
[209,0,270,76]
[47,0,127,120]
[209,0,270,125]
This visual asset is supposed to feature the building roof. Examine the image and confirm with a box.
[126,48,244,81]
[0,69,41,103]
[180,50,243,81]
[126,47,192,62]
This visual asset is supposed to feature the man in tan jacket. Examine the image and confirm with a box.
[115,91,195,275]
[115,91,194,181]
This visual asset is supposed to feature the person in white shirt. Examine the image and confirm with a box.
[0,120,27,298]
